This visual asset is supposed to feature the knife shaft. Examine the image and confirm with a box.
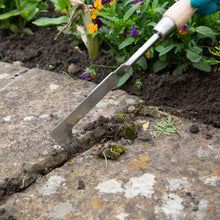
[50,68,122,146]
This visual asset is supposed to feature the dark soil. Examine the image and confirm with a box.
[0,15,219,128]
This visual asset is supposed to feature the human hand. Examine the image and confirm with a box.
[190,0,220,15]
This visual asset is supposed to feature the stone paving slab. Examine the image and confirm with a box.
[1,109,220,220]
[0,62,220,219]
[0,61,138,183]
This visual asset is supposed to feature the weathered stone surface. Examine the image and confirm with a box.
[0,62,219,219]
[0,61,138,184]
[2,118,220,219]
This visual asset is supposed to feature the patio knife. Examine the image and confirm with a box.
[50,0,197,147]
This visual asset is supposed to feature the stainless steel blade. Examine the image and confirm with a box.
[50,33,160,147]
[50,64,125,146]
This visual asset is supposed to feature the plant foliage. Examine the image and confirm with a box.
[44,0,219,85]
[0,0,46,33]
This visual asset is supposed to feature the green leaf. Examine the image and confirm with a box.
[123,3,141,21]
[118,38,135,50]
[146,21,156,27]
[117,68,133,87]
[136,56,148,70]
[32,16,69,26]
[163,131,171,135]
[154,125,163,131]
[23,27,34,35]
[0,9,20,20]
[167,114,172,123]
[192,61,211,72]
[173,64,187,75]
[124,0,137,7]
[166,128,176,133]
[141,0,150,12]
[152,60,168,73]
[116,55,126,63]
[159,54,167,62]
[22,7,39,21]
[0,0,5,9]
[195,26,216,39]
[155,44,176,56]
[10,24,19,33]
[50,0,71,11]
[99,17,112,27]
[99,13,119,22]
[152,0,158,9]
[191,47,203,54]
[155,7,166,15]
[186,48,202,62]
[204,58,220,65]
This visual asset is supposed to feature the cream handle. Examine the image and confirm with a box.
[163,0,197,29]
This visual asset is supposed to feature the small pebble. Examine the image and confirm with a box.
[190,125,200,134]
[68,63,78,73]
[204,133,212,140]
[49,64,55,70]
[186,192,191,196]
[0,208,6,214]
[12,61,23,66]
[137,131,151,141]
[8,216,17,220]
[194,200,199,205]
[192,206,199,212]
[77,179,85,190]
[127,105,135,112]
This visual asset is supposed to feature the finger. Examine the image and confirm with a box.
[196,1,217,15]
[213,0,220,6]
[190,0,209,8]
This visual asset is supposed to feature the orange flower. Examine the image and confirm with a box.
[91,8,99,20]
[94,0,104,9]
[109,0,115,6]
[89,23,98,34]
[179,29,188,35]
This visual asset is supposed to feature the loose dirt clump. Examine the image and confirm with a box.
[66,115,137,154]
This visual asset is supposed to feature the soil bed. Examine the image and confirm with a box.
[0,20,219,128]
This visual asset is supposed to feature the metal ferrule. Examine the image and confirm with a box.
[153,16,177,40]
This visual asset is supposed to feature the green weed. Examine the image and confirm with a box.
[154,113,176,137]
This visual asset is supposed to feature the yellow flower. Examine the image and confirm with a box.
[91,8,99,20]
[61,6,71,14]
[110,0,115,6]
[91,73,95,79]
[89,23,98,34]
[61,8,67,14]
[145,50,151,59]
[94,0,104,9]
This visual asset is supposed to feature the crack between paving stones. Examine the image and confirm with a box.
[0,149,72,205]
[0,102,164,205]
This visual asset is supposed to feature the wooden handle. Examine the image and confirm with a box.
[163,0,197,29]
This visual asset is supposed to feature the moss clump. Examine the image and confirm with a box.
[98,144,127,160]
[116,113,126,122]
[123,125,136,140]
